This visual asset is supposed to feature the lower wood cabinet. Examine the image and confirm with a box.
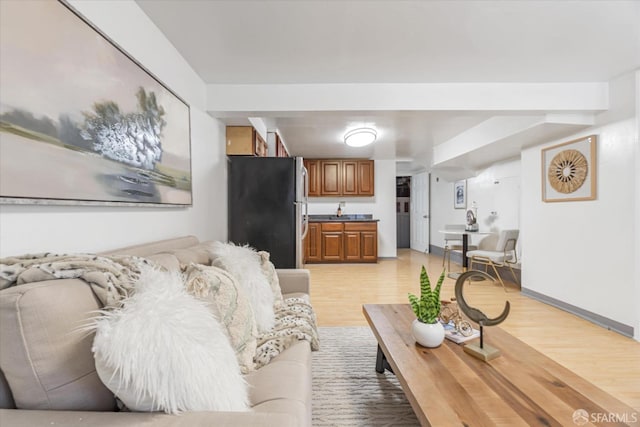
[304,222,322,262]
[320,222,343,261]
[343,231,361,261]
[304,221,377,263]
[360,231,378,262]
[344,222,378,262]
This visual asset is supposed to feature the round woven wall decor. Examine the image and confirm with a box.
[547,149,588,194]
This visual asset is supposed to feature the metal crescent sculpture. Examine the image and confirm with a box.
[454,270,510,326]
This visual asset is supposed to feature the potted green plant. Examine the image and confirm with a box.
[408,266,446,347]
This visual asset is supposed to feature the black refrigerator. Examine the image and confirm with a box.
[228,156,308,268]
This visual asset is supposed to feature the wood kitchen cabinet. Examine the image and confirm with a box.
[304,159,374,197]
[304,160,320,197]
[343,230,361,261]
[344,222,378,262]
[304,222,322,262]
[275,133,289,157]
[305,221,377,263]
[320,160,342,196]
[342,161,358,196]
[226,126,267,156]
[320,222,344,261]
[357,160,375,196]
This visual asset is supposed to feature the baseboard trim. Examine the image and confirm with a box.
[521,287,634,338]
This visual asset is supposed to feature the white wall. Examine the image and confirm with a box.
[0,0,227,256]
[430,158,521,254]
[307,160,397,257]
[521,71,638,334]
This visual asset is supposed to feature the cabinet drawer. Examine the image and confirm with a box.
[344,222,377,231]
[321,222,344,232]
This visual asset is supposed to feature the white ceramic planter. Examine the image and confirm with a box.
[412,319,445,348]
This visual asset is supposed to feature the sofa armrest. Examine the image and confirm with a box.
[0,409,297,427]
[276,269,310,295]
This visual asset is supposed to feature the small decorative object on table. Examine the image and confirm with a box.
[454,270,511,361]
[408,267,445,348]
[440,298,475,338]
[465,201,478,231]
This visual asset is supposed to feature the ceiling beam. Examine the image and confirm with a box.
[206,82,608,114]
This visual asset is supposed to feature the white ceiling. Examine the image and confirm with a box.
[136,0,640,175]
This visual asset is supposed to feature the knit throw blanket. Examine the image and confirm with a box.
[0,253,319,369]
[254,296,320,369]
[0,253,152,308]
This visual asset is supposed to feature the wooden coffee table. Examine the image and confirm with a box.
[363,304,637,427]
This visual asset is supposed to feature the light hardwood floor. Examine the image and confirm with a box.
[306,249,640,410]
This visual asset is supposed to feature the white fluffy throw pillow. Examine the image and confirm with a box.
[209,242,275,333]
[91,265,249,414]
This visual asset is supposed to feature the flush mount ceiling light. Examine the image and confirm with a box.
[344,127,377,147]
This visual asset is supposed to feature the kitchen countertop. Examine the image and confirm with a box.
[308,214,379,222]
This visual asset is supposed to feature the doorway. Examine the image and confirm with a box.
[410,172,430,253]
[396,176,411,248]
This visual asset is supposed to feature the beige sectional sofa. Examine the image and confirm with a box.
[0,236,312,427]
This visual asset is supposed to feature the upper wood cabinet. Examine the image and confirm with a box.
[304,160,321,197]
[275,133,289,158]
[357,160,375,196]
[320,160,342,196]
[342,161,358,196]
[226,126,267,156]
[304,159,374,197]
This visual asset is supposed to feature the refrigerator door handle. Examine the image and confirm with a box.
[300,165,309,239]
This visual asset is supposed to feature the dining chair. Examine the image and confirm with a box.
[466,229,519,291]
[442,224,477,272]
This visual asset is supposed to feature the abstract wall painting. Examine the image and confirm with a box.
[0,0,192,206]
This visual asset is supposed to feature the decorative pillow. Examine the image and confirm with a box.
[257,251,284,308]
[91,265,249,414]
[208,242,275,333]
[184,263,258,373]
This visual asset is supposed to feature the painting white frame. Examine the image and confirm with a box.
[0,0,192,206]
[454,180,466,209]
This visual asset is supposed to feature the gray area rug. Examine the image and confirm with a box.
[312,326,420,426]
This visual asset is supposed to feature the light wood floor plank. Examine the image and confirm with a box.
[307,249,640,410]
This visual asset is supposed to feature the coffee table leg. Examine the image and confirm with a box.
[375,344,394,374]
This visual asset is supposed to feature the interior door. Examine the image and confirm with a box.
[410,172,430,252]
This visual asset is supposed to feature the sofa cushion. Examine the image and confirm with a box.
[247,344,311,427]
[100,236,200,257]
[163,246,211,267]
[253,399,309,427]
[145,253,181,271]
[184,264,258,373]
[0,279,115,410]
